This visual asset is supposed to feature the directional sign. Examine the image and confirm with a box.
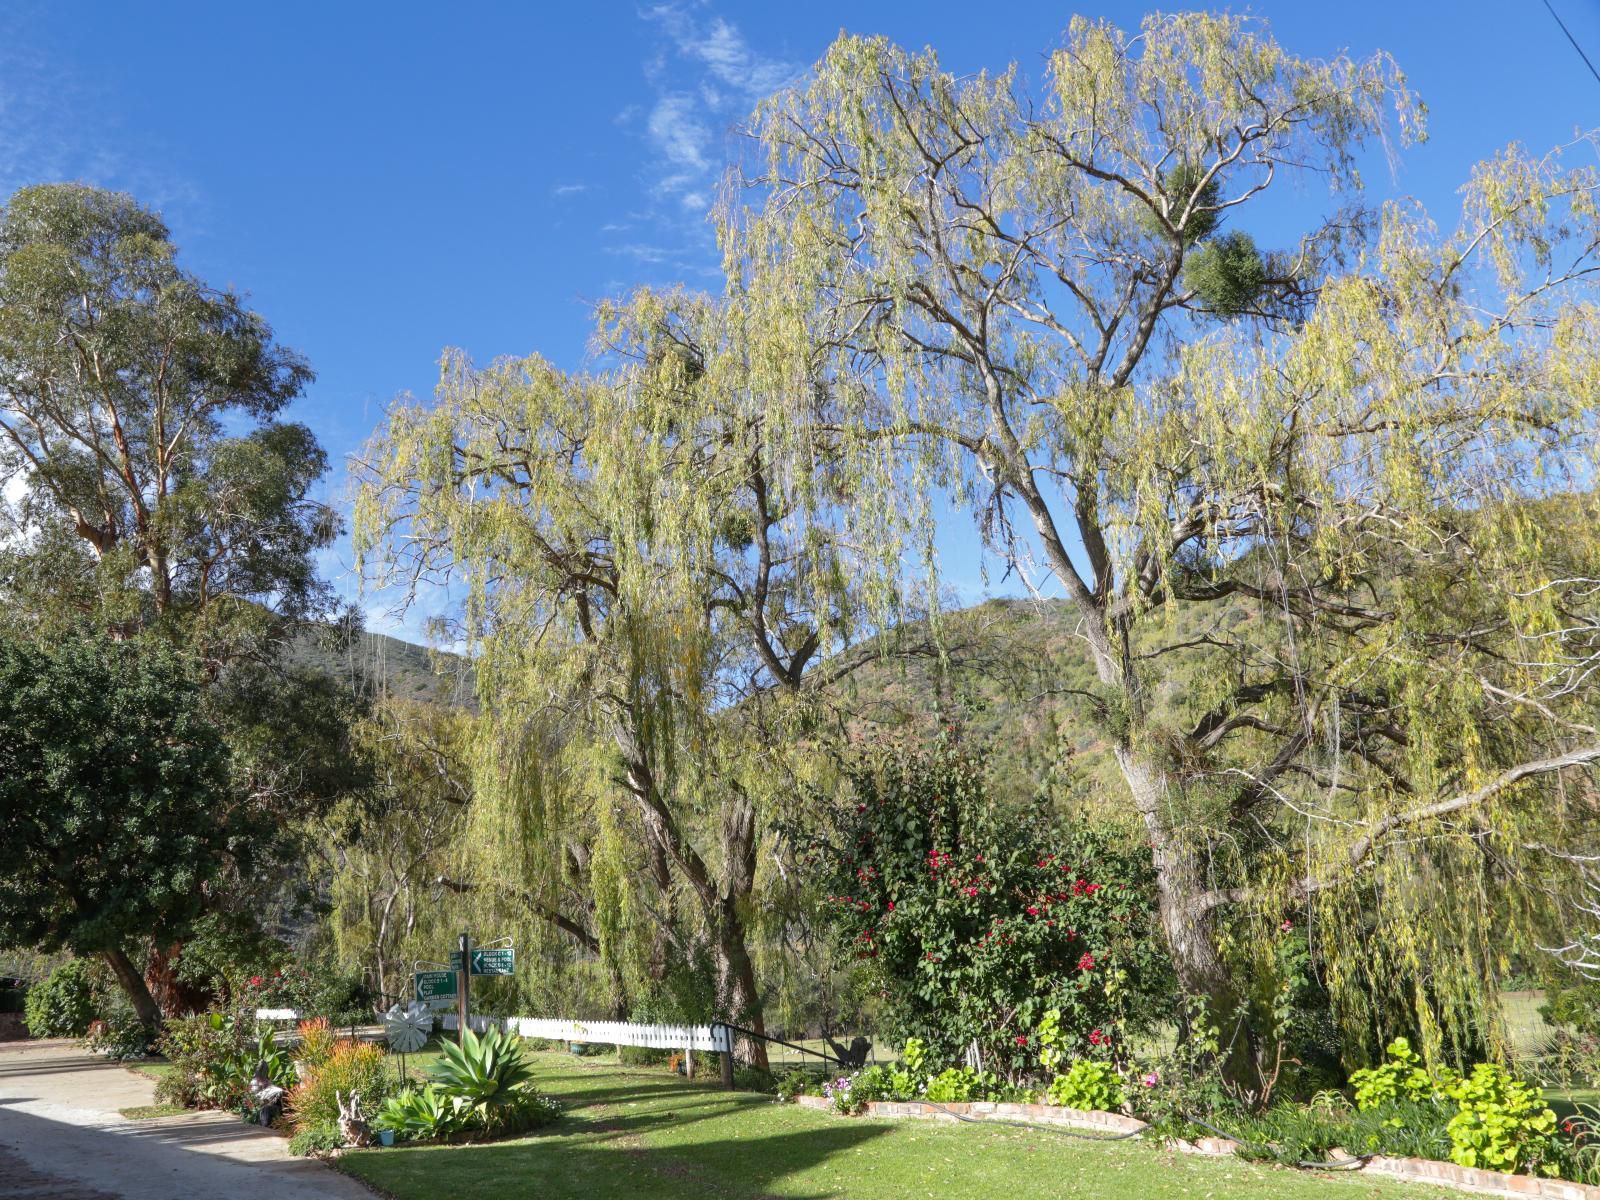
[415,970,458,1008]
[450,948,515,976]
[472,947,514,975]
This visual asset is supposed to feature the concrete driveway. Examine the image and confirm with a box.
[0,1040,376,1200]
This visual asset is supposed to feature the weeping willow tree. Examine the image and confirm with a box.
[355,289,901,1061]
[721,13,1600,1081]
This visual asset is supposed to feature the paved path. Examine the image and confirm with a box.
[0,1040,375,1200]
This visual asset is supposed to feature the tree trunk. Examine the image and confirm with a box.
[104,945,163,1029]
[1116,748,1258,1091]
[143,942,212,1017]
[714,900,768,1072]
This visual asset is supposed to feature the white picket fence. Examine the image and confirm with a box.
[439,1014,731,1053]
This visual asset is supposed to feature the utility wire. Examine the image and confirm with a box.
[1542,0,1600,88]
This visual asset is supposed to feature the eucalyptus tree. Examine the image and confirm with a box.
[356,290,882,1057]
[723,13,1600,1073]
[0,183,334,657]
[0,184,360,1009]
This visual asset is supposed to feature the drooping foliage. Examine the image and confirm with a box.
[718,13,1600,1077]
[355,288,911,1051]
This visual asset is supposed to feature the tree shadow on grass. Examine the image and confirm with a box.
[341,1119,895,1200]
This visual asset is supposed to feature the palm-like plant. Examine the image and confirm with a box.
[429,1026,536,1127]
[374,1084,459,1140]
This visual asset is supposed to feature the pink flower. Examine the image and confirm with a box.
[1026,905,1040,916]
[886,901,895,912]
[249,975,263,987]
[1088,1028,1107,1046]
[1143,1072,1160,1088]
[1077,953,1096,972]
[1015,1035,1028,1046]
[964,886,979,898]
[1280,919,1293,932]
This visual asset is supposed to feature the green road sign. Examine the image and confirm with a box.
[450,947,516,975]
[415,970,457,1007]
[472,947,514,975]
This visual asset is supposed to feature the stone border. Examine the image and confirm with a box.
[791,1095,1600,1200]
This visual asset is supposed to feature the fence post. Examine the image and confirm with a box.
[718,1024,734,1090]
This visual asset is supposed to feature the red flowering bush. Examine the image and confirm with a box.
[804,734,1169,1079]
[238,965,316,1013]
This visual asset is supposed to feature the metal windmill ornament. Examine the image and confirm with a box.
[383,1001,432,1080]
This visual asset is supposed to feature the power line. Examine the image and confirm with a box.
[1542,0,1600,88]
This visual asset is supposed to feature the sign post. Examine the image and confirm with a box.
[457,930,470,1047]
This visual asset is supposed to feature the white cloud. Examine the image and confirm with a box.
[626,5,796,222]
[687,17,795,98]
[646,93,711,174]
[552,183,591,197]
[0,13,201,228]
[604,242,677,264]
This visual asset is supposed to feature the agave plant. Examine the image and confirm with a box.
[374,1084,459,1140]
[429,1026,536,1120]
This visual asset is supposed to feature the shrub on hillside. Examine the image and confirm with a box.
[24,960,108,1038]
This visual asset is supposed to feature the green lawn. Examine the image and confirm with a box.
[337,1052,1441,1200]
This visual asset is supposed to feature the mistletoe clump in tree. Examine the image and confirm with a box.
[724,12,1600,1079]
[808,735,1167,1078]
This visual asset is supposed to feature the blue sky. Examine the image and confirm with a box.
[2,1,1597,635]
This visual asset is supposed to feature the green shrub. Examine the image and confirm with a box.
[732,1066,774,1093]
[288,1039,391,1131]
[493,1085,562,1134]
[1047,1059,1126,1112]
[1345,1100,1454,1161]
[775,1067,826,1101]
[807,739,1169,1080]
[155,1012,294,1113]
[618,1045,669,1066]
[24,961,107,1037]
[1444,1063,1559,1175]
[375,1084,459,1141]
[922,1067,982,1103]
[429,1026,535,1134]
[287,1123,344,1157]
[848,1064,892,1104]
[1349,1038,1456,1109]
[84,1002,156,1060]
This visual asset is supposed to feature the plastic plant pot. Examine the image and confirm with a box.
[378,1129,396,1147]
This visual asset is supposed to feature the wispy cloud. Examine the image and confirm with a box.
[551,183,591,197]
[0,11,200,226]
[633,3,797,217]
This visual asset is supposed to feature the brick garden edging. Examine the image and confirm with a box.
[791,1095,1600,1200]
